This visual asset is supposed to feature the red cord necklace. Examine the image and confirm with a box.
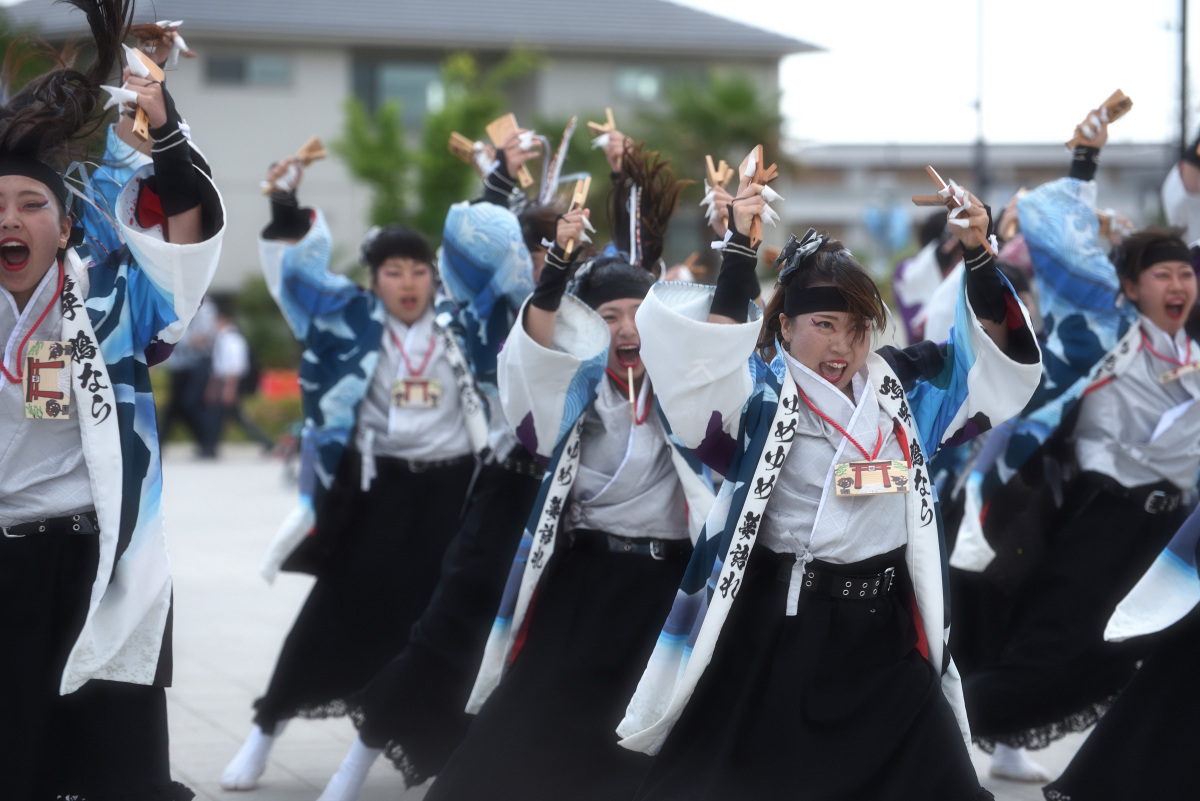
[388,326,437,377]
[606,367,651,425]
[1141,330,1192,367]
[1,260,65,385]
[797,385,882,460]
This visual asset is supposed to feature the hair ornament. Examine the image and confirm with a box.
[775,228,827,283]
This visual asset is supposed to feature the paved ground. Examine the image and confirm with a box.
[160,444,1085,801]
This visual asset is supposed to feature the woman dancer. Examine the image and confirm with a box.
[422,140,715,801]
[316,131,554,800]
[220,158,485,790]
[0,2,224,797]
[618,173,1041,800]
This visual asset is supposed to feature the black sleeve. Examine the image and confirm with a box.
[261,191,312,241]
[146,84,201,217]
[710,232,759,322]
[1068,146,1100,182]
[529,245,576,312]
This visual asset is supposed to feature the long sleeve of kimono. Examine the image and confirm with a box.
[497,294,608,463]
[259,208,362,340]
[882,257,1042,460]
[110,157,225,353]
[635,284,763,475]
[977,178,1136,477]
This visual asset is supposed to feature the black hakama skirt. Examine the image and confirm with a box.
[1,518,191,800]
[422,530,690,801]
[962,479,1184,751]
[635,546,992,801]
[348,456,543,786]
[1042,613,1200,800]
[252,451,475,730]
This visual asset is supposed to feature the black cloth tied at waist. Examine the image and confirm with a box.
[2,511,98,538]
[374,452,477,475]
[568,529,692,560]
[772,545,906,602]
[1079,472,1183,515]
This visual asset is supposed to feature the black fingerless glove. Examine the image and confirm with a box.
[147,84,201,217]
[530,245,574,312]
[480,152,517,207]
[1069,146,1100,182]
[963,246,1008,324]
[711,230,760,322]
[263,190,311,241]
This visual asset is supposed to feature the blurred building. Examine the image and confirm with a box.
[777,141,1176,273]
[5,0,816,290]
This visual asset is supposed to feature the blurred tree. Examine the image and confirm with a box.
[639,71,787,278]
[336,49,542,241]
[334,98,412,227]
[414,49,542,240]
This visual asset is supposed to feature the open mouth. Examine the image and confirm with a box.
[1165,301,1187,320]
[0,238,30,271]
[615,344,641,368]
[818,360,848,385]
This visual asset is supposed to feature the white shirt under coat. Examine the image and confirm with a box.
[565,375,690,541]
[355,307,471,464]
[757,353,909,579]
[0,268,94,526]
[1074,315,1200,492]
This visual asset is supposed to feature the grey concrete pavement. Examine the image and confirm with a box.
[159,444,1084,800]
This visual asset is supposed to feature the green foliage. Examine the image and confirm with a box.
[336,50,542,242]
[333,98,413,227]
[642,71,786,178]
[413,49,542,241]
[637,71,787,276]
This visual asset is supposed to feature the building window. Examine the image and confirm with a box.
[206,53,292,87]
[614,67,662,103]
[353,60,442,127]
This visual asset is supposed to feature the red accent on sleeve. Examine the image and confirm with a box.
[1005,294,1025,330]
[910,589,929,659]
[135,180,171,237]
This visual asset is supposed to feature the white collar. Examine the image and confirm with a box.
[386,306,434,340]
[782,348,868,411]
[1138,314,1192,362]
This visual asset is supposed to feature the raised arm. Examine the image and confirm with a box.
[523,206,589,346]
[258,158,363,340]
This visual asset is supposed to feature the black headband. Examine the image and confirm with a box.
[784,284,850,317]
[578,278,651,310]
[1142,242,1192,270]
[0,155,68,207]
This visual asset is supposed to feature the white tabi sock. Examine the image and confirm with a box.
[316,736,383,801]
[221,720,288,791]
[988,743,1053,783]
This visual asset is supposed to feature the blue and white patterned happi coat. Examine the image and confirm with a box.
[258,209,493,579]
[615,277,1041,755]
[48,127,224,694]
[982,177,1136,495]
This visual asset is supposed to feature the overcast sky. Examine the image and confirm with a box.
[2,0,1194,147]
[677,0,1195,147]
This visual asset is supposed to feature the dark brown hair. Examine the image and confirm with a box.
[518,202,560,253]
[0,1,132,174]
[757,236,886,361]
[1112,226,1190,287]
[608,139,690,268]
